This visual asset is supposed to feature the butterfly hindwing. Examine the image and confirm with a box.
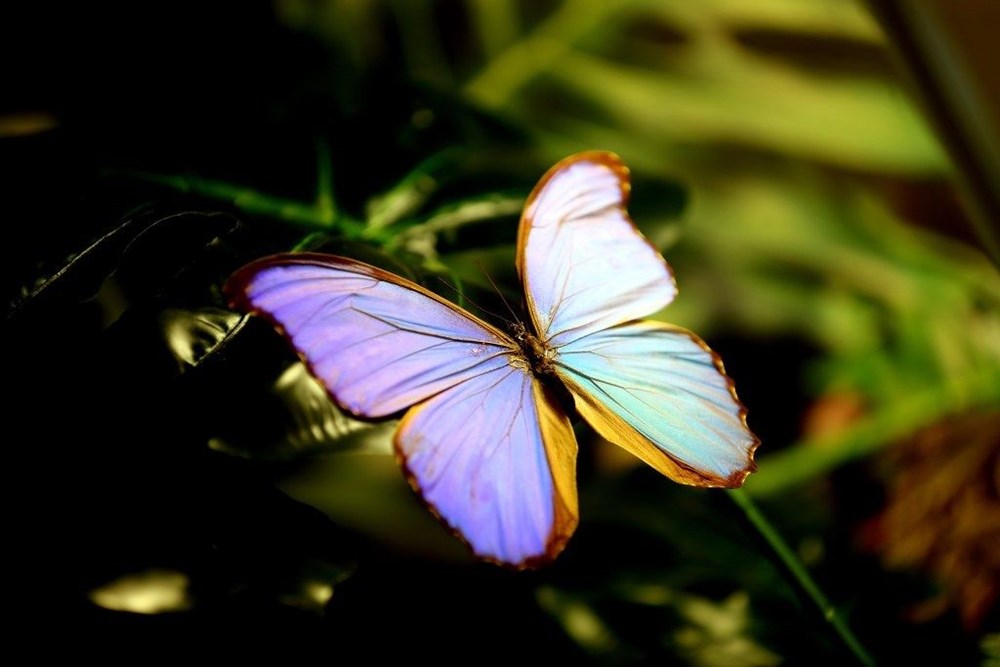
[555,322,758,487]
[397,367,577,566]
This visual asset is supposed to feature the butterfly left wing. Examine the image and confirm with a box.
[226,253,578,566]
[518,152,758,487]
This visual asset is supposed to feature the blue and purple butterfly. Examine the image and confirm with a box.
[225,151,759,568]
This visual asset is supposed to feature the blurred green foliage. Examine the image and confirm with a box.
[5,0,998,662]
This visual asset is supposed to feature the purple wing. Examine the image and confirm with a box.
[225,254,514,418]
[518,151,677,347]
[397,364,578,567]
[226,253,579,566]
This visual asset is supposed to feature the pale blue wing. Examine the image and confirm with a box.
[518,151,677,347]
[554,322,758,487]
[226,254,514,418]
[397,364,578,567]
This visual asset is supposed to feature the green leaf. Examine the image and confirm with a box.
[465,0,945,174]
[548,49,945,174]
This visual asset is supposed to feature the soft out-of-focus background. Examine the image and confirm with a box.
[5,0,998,662]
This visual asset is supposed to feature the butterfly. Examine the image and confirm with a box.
[225,151,758,568]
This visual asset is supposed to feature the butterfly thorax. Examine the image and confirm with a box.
[509,322,557,376]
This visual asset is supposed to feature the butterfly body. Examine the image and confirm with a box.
[509,321,557,376]
[226,151,758,567]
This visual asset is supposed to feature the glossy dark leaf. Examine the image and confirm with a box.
[7,213,139,321]
[161,307,246,374]
[209,361,395,460]
[7,210,240,325]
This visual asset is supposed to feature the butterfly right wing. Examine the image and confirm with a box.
[554,322,758,487]
[225,253,515,418]
[516,154,757,487]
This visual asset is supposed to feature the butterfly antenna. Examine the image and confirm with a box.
[434,275,508,324]
[476,260,521,326]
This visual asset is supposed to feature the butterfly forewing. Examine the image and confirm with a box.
[517,152,677,347]
[227,254,514,418]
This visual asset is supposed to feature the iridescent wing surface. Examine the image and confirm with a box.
[518,153,758,487]
[226,253,579,565]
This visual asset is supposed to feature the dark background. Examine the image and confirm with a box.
[5,1,998,662]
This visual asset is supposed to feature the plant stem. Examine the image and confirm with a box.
[315,138,336,223]
[387,193,524,251]
[867,1,1000,267]
[727,489,876,666]
[110,169,391,243]
[467,0,521,59]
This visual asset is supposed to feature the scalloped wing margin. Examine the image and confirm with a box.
[555,321,758,488]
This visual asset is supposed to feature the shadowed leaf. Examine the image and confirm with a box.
[279,453,471,563]
[210,362,396,460]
